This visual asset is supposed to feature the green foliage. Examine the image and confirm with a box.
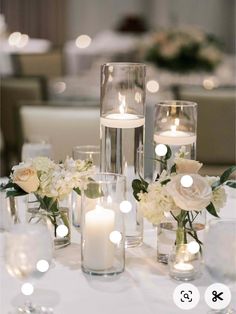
[170,164,177,174]
[225,181,236,188]
[84,182,103,199]
[1,181,28,197]
[132,177,148,201]
[206,202,219,218]
[212,165,236,190]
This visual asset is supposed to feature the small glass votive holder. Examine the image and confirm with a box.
[153,101,197,173]
[72,145,100,170]
[21,135,52,161]
[81,173,126,276]
[168,243,202,281]
[72,145,100,229]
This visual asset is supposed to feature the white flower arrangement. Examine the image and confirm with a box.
[9,156,93,200]
[1,156,94,233]
[133,146,235,246]
[145,28,223,73]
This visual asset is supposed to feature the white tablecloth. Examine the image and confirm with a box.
[0,187,235,314]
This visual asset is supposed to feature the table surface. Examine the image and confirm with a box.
[0,187,236,314]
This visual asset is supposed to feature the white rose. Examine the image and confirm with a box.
[12,164,39,193]
[166,174,212,211]
[175,158,202,174]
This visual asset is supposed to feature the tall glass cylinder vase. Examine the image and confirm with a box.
[153,101,197,175]
[100,63,146,247]
[81,173,126,276]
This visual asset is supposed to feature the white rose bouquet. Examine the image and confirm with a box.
[1,157,93,237]
[145,28,223,73]
[132,146,236,248]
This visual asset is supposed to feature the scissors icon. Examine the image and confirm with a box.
[212,290,224,302]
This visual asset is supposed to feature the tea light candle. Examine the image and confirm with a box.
[100,114,145,129]
[83,205,115,270]
[154,125,196,146]
[174,262,194,271]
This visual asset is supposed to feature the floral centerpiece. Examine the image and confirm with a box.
[132,147,236,250]
[1,156,93,246]
[145,28,223,73]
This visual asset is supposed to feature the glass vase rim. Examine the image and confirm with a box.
[86,172,126,184]
[73,145,100,153]
[102,62,146,68]
[156,100,197,108]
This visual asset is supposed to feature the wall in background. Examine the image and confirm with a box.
[0,0,67,46]
[66,0,144,39]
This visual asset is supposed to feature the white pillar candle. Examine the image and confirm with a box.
[154,129,196,146]
[83,205,115,270]
[100,114,145,129]
[174,262,194,271]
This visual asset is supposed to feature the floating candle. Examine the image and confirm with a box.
[174,262,194,271]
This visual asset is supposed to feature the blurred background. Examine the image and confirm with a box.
[0,0,235,176]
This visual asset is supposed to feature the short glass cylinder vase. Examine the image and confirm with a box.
[81,173,126,276]
[28,196,71,249]
[100,63,146,248]
[168,243,202,281]
[153,101,197,174]
[157,210,205,264]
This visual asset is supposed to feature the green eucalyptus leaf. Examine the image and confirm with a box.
[74,187,81,195]
[6,190,27,197]
[132,179,148,201]
[170,164,177,174]
[220,166,236,184]
[85,182,103,199]
[164,145,172,160]
[160,179,171,185]
[225,181,236,189]
[206,202,219,218]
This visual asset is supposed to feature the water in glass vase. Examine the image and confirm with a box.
[157,220,205,264]
[153,131,196,175]
[100,118,144,247]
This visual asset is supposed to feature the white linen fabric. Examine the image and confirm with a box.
[0,187,235,313]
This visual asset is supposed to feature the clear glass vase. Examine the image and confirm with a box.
[153,101,197,174]
[100,62,146,247]
[81,173,126,276]
[28,196,71,249]
[168,243,202,281]
[157,210,205,264]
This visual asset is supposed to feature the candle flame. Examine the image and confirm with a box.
[118,92,126,114]
[171,125,177,133]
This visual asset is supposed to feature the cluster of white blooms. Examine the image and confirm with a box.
[147,28,222,69]
[12,157,93,200]
[138,171,178,225]
[137,163,228,224]
[174,146,189,159]
[205,176,227,211]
